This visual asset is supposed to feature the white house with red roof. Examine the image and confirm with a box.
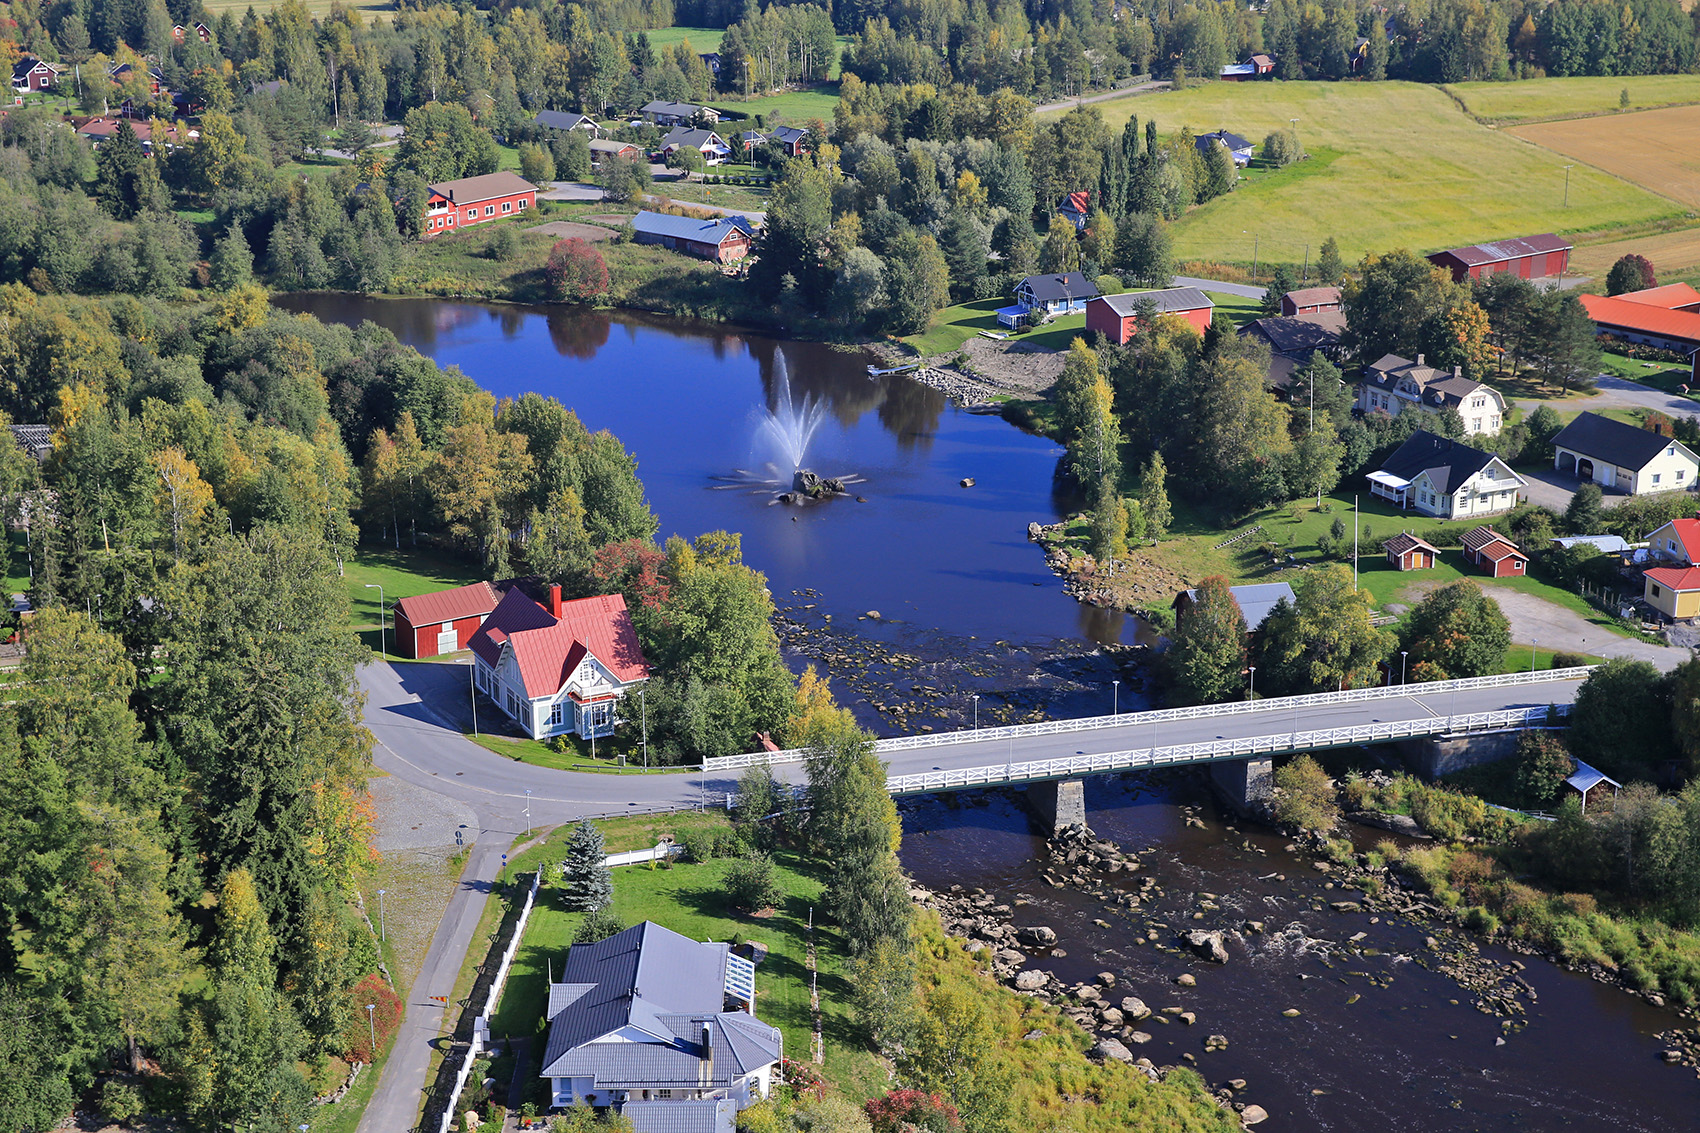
[469,585,650,740]
[393,581,501,658]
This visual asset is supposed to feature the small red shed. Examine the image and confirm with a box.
[1086,288,1214,345]
[1280,286,1341,317]
[1383,531,1439,571]
[394,581,501,658]
[1461,526,1528,578]
[1427,234,1572,283]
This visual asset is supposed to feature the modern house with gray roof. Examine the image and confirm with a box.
[1368,429,1525,520]
[660,126,731,164]
[998,271,1100,327]
[641,100,718,127]
[1195,130,1254,166]
[540,921,780,1130]
[535,110,601,137]
[1357,352,1504,437]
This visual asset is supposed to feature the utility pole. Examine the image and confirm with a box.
[1353,495,1360,591]
[364,583,385,658]
[469,662,478,736]
[1563,164,1574,207]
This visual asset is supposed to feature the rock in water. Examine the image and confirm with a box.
[1241,1104,1269,1125]
[1184,930,1230,964]
[1120,997,1151,1020]
[793,470,821,493]
[1019,926,1058,947]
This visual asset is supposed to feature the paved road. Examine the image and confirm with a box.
[1515,374,1699,419]
[1174,275,1267,301]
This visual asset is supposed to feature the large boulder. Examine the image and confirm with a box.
[1019,926,1058,948]
[1120,997,1151,1020]
[1184,930,1230,964]
[1093,1038,1135,1063]
[1014,970,1049,992]
[1241,1104,1269,1126]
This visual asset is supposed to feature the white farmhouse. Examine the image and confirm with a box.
[1367,430,1526,520]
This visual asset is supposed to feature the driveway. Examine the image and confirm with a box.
[1485,587,1690,671]
[1513,374,1699,419]
[1174,275,1266,300]
[542,180,606,202]
[1517,465,1580,512]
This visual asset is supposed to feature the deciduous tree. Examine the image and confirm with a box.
[1400,579,1510,680]
[1166,575,1248,705]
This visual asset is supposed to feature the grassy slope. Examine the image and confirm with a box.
[1445,74,1700,123]
[711,86,842,125]
[344,545,485,655]
[1048,81,1679,266]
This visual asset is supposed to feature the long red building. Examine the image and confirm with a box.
[1427,234,1572,283]
[422,171,537,237]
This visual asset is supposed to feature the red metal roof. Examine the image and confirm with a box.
[470,588,649,698]
[1477,539,1527,563]
[395,581,499,627]
[1646,565,1700,591]
[1657,518,1700,562]
[1432,234,1571,267]
[1460,526,1506,553]
[1618,283,1700,310]
[1579,292,1700,347]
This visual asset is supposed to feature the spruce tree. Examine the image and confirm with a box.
[1316,236,1343,284]
[209,225,254,290]
[558,818,613,911]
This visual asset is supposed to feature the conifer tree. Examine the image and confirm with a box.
[558,818,613,911]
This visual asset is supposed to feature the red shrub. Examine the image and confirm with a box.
[546,238,609,302]
[590,539,670,610]
[341,973,403,1063]
[865,1089,962,1133]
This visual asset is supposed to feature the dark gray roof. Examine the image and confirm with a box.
[1240,313,1344,356]
[1552,411,1686,471]
[625,1099,735,1133]
[643,100,705,117]
[538,921,781,1087]
[662,126,726,150]
[1378,430,1499,496]
[535,110,594,131]
[9,424,50,459]
[769,125,806,143]
[1197,130,1253,153]
[1096,287,1213,317]
[1017,271,1099,303]
[1176,582,1294,631]
[1362,353,1496,410]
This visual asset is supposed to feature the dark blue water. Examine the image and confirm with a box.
[278,296,1126,645]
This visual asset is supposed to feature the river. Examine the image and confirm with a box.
[281,294,1699,1128]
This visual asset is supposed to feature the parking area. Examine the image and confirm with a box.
[1517,465,1582,512]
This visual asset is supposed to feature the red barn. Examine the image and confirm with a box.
[1086,288,1214,345]
[393,582,500,658]
[1427,234,1572,283]
[422,171,536,237]
[1280,286,1341,316]
[1460,526,1528,578]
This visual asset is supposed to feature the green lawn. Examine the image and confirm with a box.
[1445,74,1700,124]
[902,288,1263,358]
[711,84,841,126]
[1049,81,1680,268]
[490,834,884,1098]
[640,25,724,52]
[654,178,772,213]
[466,731,691,775]
[344,545,484,657]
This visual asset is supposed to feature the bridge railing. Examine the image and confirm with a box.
[701,666,1596,773]
[884,705,1567,793]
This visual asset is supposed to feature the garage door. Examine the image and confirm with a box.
[437,623,457,653]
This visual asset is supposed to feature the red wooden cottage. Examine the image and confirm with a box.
[1460,526,1528,578]
[1427,235,1572,283]
[393,581,501,658]
[422,171,536,237]
[1086,288,1214,345]
[1280,286,1341,317]
[11,57,57,93]
[1383,532,1439,571]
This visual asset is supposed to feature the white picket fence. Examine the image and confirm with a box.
[437,867,543,1133]
[604,842,684,867]
[884,705,1566,794]
[700,667,1596,773]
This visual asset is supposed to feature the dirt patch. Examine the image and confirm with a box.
[582,213,634,226]
[1572,225,1700,277]
[1513,105,1700,208]
[365,774,473,994]
[956,334,1068,396]
[523,220,617,241]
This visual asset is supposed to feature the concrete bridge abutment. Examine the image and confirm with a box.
[1026,778,1086,833]
[1210,756,1273,814]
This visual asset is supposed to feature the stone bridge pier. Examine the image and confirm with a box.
[1210,756,1273,814]
[1025,778,1086,833]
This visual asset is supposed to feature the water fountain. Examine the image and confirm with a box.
[716,352,862,504]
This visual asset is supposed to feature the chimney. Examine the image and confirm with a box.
[1453,365,1462,379]
[700,1021,714,1089]
[1416,353,1425,366]
[548,583,563,618]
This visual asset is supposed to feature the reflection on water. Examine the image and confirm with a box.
[275,294,1118,644]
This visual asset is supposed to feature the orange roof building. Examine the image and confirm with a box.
[1579,288,1700,354]
[469,584,650,741]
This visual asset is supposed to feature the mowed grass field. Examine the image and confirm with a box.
[1513,104,1700,208]
[1572,226,1700,279]
[711,85,841,125]
[1446,74,1700,123]
[200,0,392,18]
[1049,81,1681,267]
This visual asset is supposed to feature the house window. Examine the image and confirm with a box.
[466,210,475,221]
[1680,471,1687,482]
[518,198,527,209]
[656,1091,673,1100]
[550,701,565,728]
[484,205,495,216]
[502,201,512,213]
[1655,474,1663,485]
[1653,584,1663,597]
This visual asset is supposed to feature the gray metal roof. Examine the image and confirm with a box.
[1240,313,1344,356]
[1176,582,1295,632]
[769,126,807,143]
[625,1099,735,1133]
[538,921,781,1086]
[632,210,754,245]
[1016,271,1098,304]
[536,110,594,131]
[662,127,726,150]
[643,100,705,117]
[1197,130,1253,153]
[1378,430,1516,496]
[1552,535,1630,553]
[1096,287,1213,318]
[1566,759,1619,794]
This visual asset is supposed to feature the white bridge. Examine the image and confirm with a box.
[703,668,1593,800]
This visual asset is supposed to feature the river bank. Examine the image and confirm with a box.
[896,775,1700,1129]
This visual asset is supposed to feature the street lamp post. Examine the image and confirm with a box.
[1531,638,1539,672]
[971,693,980,730]
[469,661,478,736]
[1112,680,1120,715]
[1563,164,1574,207]
[639,686,648,769]
[363,583,385,658]
[1247,666,1256,700]
[365,1003,376,1061]
[524,789,532,838]
[1401,651,1409,685]
[376,888,387,942]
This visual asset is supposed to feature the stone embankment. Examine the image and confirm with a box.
[1027,521,1191,615]
[912,821,1270,1128]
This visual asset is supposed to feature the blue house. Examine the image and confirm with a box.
[997,271,1101,329]
[1196,130,1254,167]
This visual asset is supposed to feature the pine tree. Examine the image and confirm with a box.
[1316,236,1343,285]
[1138,452,1171,542]
[558,818,613,911]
